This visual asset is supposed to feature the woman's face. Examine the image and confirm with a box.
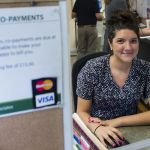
[109,29,139,63]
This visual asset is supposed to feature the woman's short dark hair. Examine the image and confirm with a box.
[106,10,140,43]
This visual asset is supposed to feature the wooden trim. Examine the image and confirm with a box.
[0,0,58,3]
[0,1,58,8]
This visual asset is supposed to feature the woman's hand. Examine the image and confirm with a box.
[88,116,102,123]
[100,118,122,127]
[94,125,124,148]
[88,117,122,127]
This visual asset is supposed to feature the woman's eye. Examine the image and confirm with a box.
[117,39,124,44]
[130,39,138,44]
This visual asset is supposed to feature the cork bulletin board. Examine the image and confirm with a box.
[0,0,72,150]
[0,108,64,150]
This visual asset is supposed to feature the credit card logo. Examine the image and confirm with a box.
[35,92,55,107]
[36,79,53,92]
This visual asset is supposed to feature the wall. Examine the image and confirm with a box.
[68,0,76,52]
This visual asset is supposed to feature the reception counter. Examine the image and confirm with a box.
[112,126,150,150]
[119,126,150,143]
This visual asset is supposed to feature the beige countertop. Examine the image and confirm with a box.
[119,126,150,143]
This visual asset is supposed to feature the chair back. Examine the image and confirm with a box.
[72,52,108,112]
[138,38,150,62]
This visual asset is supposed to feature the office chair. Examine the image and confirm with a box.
[72,52,108,112]
[137,38,150,112]
[138,38,150,62]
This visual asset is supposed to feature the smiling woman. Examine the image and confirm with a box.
[109,29,139,65]
[76,10,150,148]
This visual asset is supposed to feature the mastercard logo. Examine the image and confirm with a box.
[36,79,53,92]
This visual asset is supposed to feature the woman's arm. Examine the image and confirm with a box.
[95,13,104,21]
[71,12,77,19]
[77,96,124,147]
[101,111,150,127]
[77,97,99,133]
[140,28,150,36]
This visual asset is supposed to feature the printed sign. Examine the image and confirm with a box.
[0,6,62,115]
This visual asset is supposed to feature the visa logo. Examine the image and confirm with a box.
[35,92,55,107]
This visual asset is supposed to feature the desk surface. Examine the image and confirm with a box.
[119,126,150,143]
[115,126,150,150]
